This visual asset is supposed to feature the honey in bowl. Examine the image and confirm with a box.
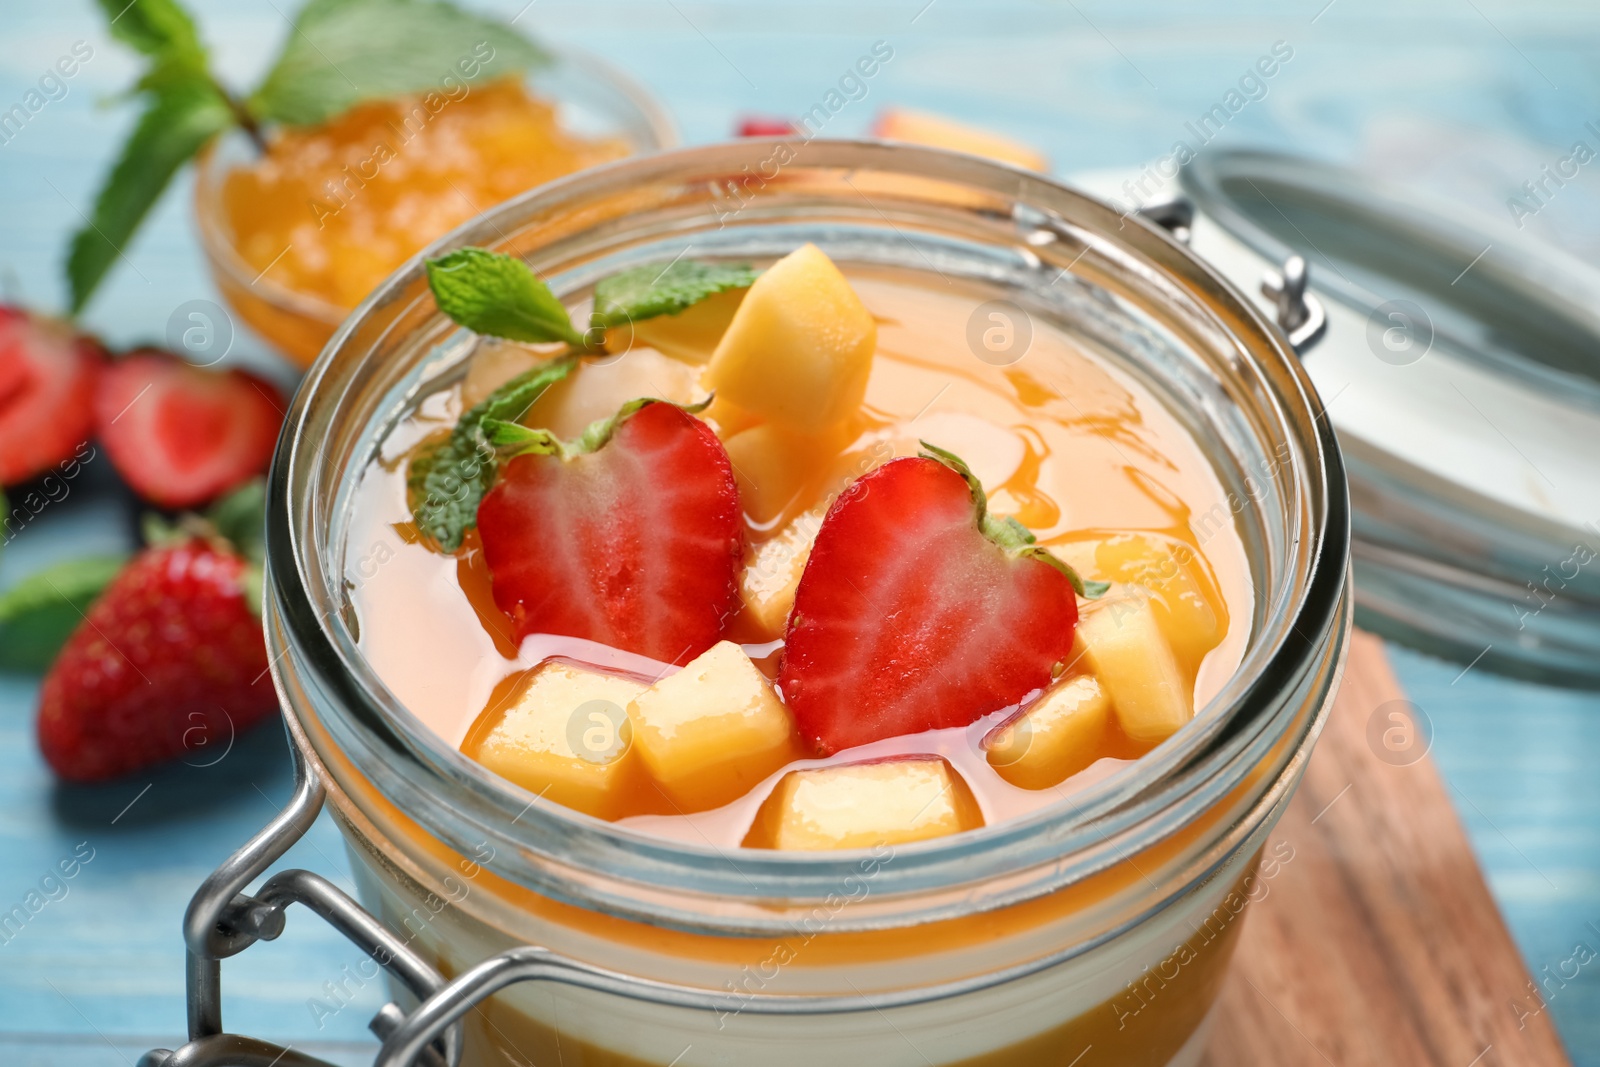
[344,244,1253,851]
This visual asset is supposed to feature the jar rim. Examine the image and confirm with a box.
[266,140,1350,933]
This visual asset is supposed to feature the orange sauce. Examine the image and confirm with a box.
[344,268,1254,847]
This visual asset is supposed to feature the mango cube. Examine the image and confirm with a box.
[872,107,1049,172]
[1089,534,1222,677]
[521,347,703,438]
[739,513,822,639]
[986,675,1110,790]
[461,661,647,820]
[704,244,876,431]
[620,287,746,365]
[745,757,984,851]
[1077,588,1192,744]
[628,641,796,812]
[724,422,851,525]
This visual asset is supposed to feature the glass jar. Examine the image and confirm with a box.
[266,140,1350,1066]
[192,51,676,368]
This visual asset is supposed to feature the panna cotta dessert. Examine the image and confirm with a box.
[268,143,1346,1067]
[345,241,1252,852]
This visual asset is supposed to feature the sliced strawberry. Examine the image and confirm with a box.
[736,117,798,137]
[0,305,105,486]
[37,535,277,782]
[94,348,284,509]
[476,399,744,664]
[779,445,1096,755]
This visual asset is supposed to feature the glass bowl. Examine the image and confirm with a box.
[193,49,677,368]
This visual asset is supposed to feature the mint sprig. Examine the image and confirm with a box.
[918,440,1109,599]
[591,260,757,328]
[67,74,234,314]
[408,355,578,551]
[0,556,127,673]
[425,249,588,347]
[69,0,550,314]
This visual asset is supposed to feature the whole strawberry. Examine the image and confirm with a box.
[36,484,278,781]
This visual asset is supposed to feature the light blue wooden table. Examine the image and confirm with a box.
[3,1,1598,1063]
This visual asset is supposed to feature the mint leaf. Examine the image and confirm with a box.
[96,0,205,66]
[425,248,585,347]
[67,74,233,313]
[250,0,549,127]
[409,354,578,550]
[207,478,267,567]
[0,556,127,672]
[591,260,758,328]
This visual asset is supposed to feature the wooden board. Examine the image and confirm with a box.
[1203,631,1571,1066]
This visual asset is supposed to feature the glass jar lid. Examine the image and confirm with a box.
[1169,149,1600,686]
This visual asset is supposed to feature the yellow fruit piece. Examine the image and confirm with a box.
[704,244,877,431]
[739,512,823,640]
[987,675,1111,790]
[724,422,852,525]
[872,107,1049,172]
[745,757,985,851]
[615,287,746,365]
[628,641,796,812]
[1089,534,1223,678]
[459,339,548,408]
[1077,587,1192,744]
[521,348,703,439]
[461,661,647,820]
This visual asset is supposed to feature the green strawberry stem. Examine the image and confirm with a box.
[486,395,714,462]
[918,440,1110,599]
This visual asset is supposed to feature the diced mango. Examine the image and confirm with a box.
[628,641,796,812]
[1089,534,1223,677]
[745,757,984,851]
[461,661,647,820]
[872,107,1049,173]
[460,339,550,407]
[986,675,1110,790]
[521,347,703,438]
[704,244,876,431]
[739,512,823,639]
[1076,588,1192,744]
[616,287,746,365]
[723,422,851,525]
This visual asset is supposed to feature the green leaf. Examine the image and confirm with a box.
[207,478,267,567]
[591,260,758,329]
[66,74,234,314]
[408,355,578,551]
[918,440,1108,599]
[425,248,586,346]
[250,0,550,127]
[0,556,127,672]
[96,0,205,65]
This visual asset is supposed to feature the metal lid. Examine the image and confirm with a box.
[1170,150,1600,685]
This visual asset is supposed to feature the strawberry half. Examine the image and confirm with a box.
[0,305,105,486]
[779,444,1101,755]
[36,484,278,781]
[476,399,743,664]
[94,348,284,509]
